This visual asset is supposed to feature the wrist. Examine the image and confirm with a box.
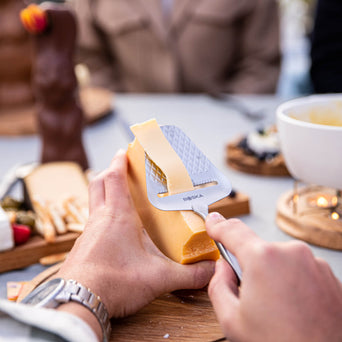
[58,302,103,341]
[56,278,111,342]
[22,277,111,342]
[55,267,112,317]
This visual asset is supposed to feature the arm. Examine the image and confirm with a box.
[226,0,281,94]
[12,150,213,341]
[0,299,96,342]
[206,213,342,342]
[72,0,121,92]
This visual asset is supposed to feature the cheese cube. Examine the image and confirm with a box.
[0,206,14,251]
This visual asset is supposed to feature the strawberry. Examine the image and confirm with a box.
[12,224,31,245]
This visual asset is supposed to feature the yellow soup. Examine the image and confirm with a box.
[290,100,342,127]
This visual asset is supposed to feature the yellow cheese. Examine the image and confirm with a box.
[24,162,89,206]
[127,119,219,264]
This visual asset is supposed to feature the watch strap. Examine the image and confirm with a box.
[58,280,111,342]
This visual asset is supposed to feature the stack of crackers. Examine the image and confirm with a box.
[33,195,88,243]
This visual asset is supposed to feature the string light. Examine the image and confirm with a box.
[331,212,340,220]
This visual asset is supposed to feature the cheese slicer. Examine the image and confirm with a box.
[145,125,242,281]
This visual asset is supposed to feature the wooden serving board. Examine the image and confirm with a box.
[0,233,79,273]
[18,263,227,342]
[276,188,342,250]
[226,137,290,177]
[209,192,250,218]
[0,192,249,273]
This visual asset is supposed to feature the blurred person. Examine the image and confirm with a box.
[310,0,342,93]
[0,150,341,341]
[72,0,281,94]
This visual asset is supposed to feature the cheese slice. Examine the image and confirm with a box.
[127,119,219,264]
[130,121,194,195]
[0,206,14,252]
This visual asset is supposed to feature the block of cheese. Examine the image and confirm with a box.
[127,119,219,264]
[0,206,14,252]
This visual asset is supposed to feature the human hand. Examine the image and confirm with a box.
[206,213,342,342]
[56,150,215,319]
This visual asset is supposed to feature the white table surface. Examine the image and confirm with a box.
[0,94,341,299]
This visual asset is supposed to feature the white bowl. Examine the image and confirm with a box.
[277,94,342,189]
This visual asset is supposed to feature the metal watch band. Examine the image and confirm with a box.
[60,280,111,342]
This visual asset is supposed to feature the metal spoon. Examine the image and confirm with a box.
[208,92,266,120]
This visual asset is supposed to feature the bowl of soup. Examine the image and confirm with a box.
[277,94,342,189]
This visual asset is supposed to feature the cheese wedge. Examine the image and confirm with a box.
[24,162,89,206]
[127,119,219,264]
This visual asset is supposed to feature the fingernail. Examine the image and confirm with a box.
[116,148,126,155]
[207,212,225,224]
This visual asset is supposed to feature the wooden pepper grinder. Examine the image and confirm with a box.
[20,3,88,170]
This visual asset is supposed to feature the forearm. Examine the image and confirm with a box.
[226,0,281,94]
[0,299,97,342]
[225,62,280,94]
[72,0,121,92]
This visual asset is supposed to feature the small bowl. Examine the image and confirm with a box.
[277,94,342,189]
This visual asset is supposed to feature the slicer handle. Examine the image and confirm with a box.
[192,204,242,283]
[214,241,242,283]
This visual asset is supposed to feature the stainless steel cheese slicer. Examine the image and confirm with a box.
[144,125,242,282]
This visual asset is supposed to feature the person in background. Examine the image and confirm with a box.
[0,150,341,341]
[310,0,342,93]
[71,0,281,94]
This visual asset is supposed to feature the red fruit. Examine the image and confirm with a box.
[12,224,31,246]
[20,4,48,35]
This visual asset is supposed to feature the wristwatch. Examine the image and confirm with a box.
[21,278,111,342]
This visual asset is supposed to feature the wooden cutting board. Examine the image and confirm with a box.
[18,263,227,342]
[0,233,79,273]
[111,290,226,342]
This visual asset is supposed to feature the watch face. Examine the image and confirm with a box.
[22,278,65,307]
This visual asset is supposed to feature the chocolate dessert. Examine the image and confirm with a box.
[22,3,89,170]
[226,126,290,176]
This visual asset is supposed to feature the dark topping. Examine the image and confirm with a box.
[237,136,279,161]
[228,189,236,198]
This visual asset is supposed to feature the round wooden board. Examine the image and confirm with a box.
[276,187,342,250]
[0,87,113,136]
[226,137,290,177]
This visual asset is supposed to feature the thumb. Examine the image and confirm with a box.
[163,260,216,292]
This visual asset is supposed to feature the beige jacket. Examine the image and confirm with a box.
[72,0,281,94]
